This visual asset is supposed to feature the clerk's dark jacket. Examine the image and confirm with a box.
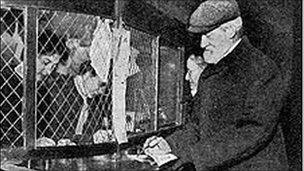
[166,36,288,171]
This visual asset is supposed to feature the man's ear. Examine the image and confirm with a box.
[222,17,242,39]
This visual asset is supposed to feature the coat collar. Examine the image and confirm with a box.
[199,36,250,79]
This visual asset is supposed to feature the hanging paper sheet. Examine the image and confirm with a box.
[89,18,113,82]
[112,25,130,144]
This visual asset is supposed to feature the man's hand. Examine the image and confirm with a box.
[143,136,172,156]
[143,136,178,166]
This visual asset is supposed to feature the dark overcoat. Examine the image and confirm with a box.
[166,36,288,171]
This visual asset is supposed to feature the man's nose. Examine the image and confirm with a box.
[200,35,209,48]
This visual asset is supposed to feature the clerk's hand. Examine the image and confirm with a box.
[143,136,172,156]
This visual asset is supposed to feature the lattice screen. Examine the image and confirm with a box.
[35,10,159,146]
[35,10,112,145]
[1,5,182,150]
[1,6,25,148]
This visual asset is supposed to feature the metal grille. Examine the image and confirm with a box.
[0,6,25,148]
[125,27,157,133]
[36,10,112,145]
[1,5,181,150]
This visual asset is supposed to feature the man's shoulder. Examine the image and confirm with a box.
[236,39,281,83]
[251,46,279,74]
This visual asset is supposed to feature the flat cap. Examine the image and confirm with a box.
[187,0,240,34]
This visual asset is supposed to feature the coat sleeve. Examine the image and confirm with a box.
[166,68,284,170]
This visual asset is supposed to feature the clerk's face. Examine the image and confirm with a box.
[185,55,204,96]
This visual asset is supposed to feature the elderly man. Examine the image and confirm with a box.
[144,0,288,170]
